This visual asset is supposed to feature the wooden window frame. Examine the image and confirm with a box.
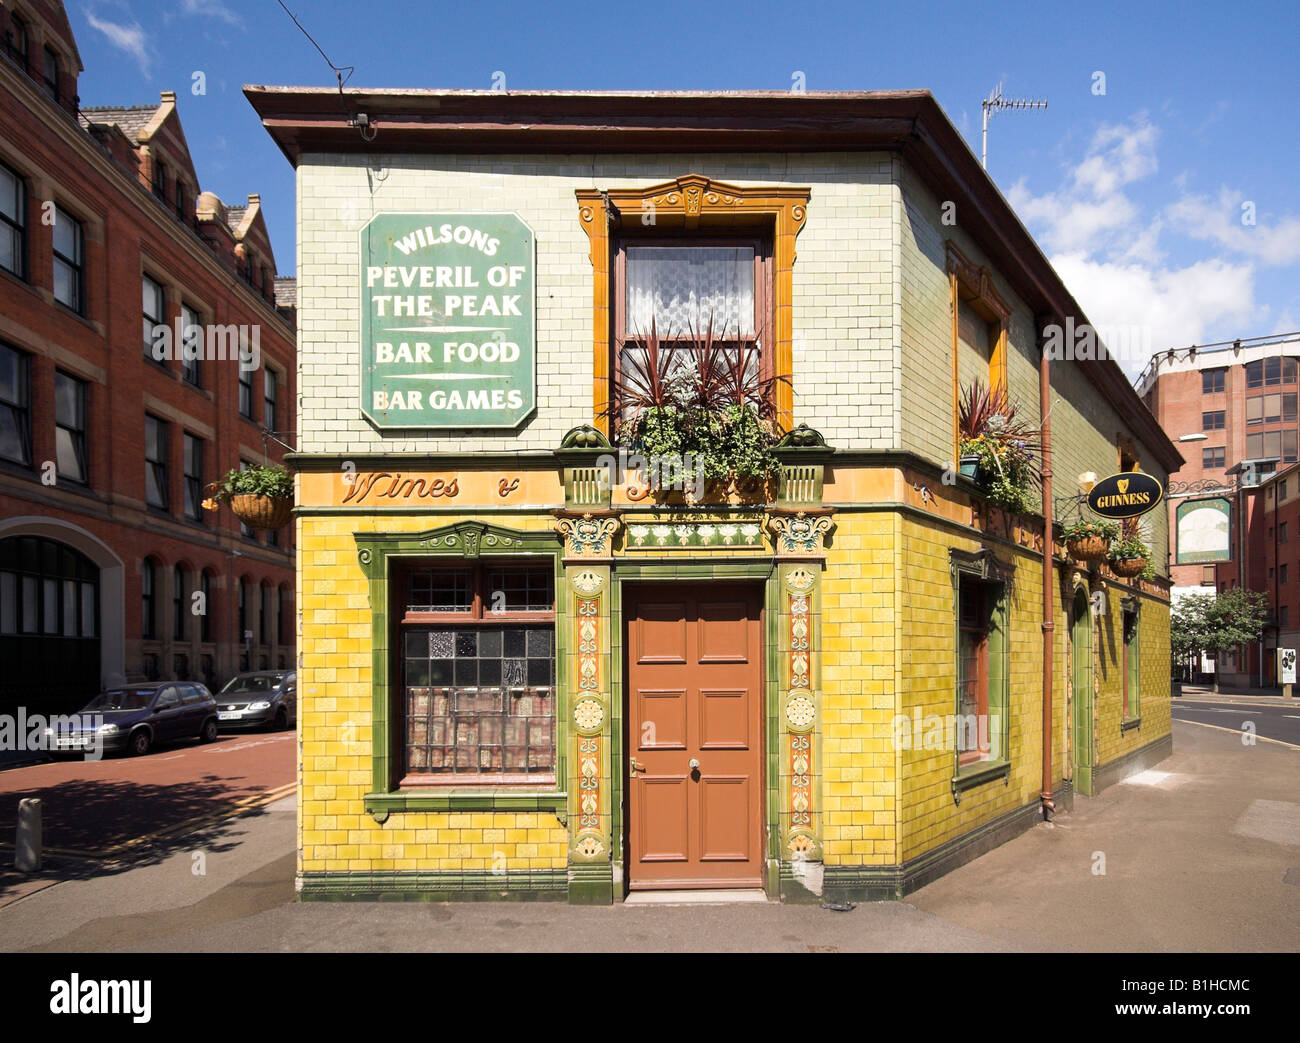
[949,548,1012,794]
[576,175,810,436]
[946,241,1011,458]
[612,235,774,419]
[394,558,557,788]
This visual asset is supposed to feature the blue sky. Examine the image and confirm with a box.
[71,0,1300,378]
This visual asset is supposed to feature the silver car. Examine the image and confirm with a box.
[214,670,296,731]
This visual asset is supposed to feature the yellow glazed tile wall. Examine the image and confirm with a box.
[818,510,901,866]
[1093,585,1172,767]
[895,515,1048,861]
[297,513,567,875]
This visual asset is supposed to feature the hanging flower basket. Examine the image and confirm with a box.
[229,493,293,530]
[203,463,294,530]
[1110,557,1148,578]
[1065,535,1110,562]
[1108,534,1151,579]
[1059,518,1120,563]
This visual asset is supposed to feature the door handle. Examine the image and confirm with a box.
[688,758,700,771]
[629,757,647,774]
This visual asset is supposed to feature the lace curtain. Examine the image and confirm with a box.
[625,246,755,338]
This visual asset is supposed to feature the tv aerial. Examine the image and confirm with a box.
[981,82,1048,169]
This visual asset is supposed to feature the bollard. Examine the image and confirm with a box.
[15,797,41,873]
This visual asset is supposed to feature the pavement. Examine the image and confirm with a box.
[0,718,1295,952]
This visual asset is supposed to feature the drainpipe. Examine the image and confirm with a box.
[1040,332,1056,819]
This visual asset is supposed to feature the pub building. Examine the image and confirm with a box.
[247,88,1182,903]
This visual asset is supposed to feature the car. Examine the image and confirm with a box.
[47,682,220,757]
[214,670,296,731]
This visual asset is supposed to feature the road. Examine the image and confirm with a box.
[1172,696,1300,746]
[0,730,294,861]
[0,719,1295,952]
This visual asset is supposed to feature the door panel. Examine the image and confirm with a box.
[626,583,763,889]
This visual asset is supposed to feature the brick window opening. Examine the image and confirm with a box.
[1201,368,1226,394]
[1201,446,1225,469]
[398,561,555,785]
[1201,410,1225,431]
[0,160,25,280]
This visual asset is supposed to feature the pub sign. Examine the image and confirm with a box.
[360,212,535,429]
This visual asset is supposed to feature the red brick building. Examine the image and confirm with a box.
[1138,333,1300,685]
[0,0,295,715]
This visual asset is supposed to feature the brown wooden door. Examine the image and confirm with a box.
[625,583,764,889]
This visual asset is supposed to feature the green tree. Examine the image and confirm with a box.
[1171,589,1271,692]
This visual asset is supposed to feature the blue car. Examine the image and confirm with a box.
[48,682,220,757]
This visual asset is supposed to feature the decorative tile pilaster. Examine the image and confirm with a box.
[779,563,823,869]
[555,510,620,563]
[565,565,613,903]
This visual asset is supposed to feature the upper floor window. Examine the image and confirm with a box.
[1201,446,1225,470]
[0,342,31,467]
[1201,368,1226,394]
[238,367,254,420]
[142,274,165,361]
[0,161,25,279]
[41,46,57,100]
[144,414,169,510]
[1245,392,1296,427]
[180,302,201,386]
[1202,410,1225,431]
[8,14,28,68]
[54,370,87,484]
[183,433,203,522]
[263,368,278,430]
[613,240,769,433]
[1246,429,1298,463]
[1245,357,1297,388]
[52,207,83,313]
[175,180,188,223]
[152,160,168,203]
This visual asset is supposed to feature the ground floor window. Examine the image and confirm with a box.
[951,550,1010,769]
[398,560,555,784]
[1123,603,1140,720]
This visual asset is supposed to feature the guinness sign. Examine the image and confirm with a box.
[1087,471,1164,519]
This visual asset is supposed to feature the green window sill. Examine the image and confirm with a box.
[950,758,1011,803]
[1121,716,1142,733]
[364,790,568,822]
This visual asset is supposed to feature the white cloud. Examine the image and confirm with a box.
[1007,114,1291,378]
[1165,189,1300,266]
[1051,252,1256,377]
[83,8,151,77]
[1006,117,1159,257]
[181,0,244,27]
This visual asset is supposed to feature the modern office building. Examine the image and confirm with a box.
[0,0,296,718]
[1137,334,1300,683]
